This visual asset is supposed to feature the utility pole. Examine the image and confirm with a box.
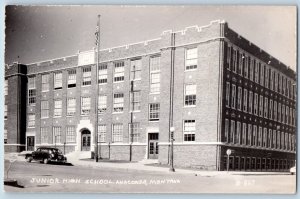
[129,65,135,161]
[94,14,101,162]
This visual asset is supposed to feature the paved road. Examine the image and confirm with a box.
[4,160,296,193]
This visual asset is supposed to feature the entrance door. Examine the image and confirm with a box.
[81,130,91,151]
[27,136,35,151]
[148,133,159,159]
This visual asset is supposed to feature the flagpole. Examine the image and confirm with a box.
[94,14,100,162]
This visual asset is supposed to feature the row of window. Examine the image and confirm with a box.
[224,156,295,171]
[224,119,296,152]
[27,100,160,125]
[37,120,197,144]
[27,81,198,122]
[27,47,199,106]
[225,82,296,126]
[226,44,296,100]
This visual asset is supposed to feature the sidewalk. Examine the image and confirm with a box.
[4,152,291,177]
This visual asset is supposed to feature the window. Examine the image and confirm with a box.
[258,127,263,147]
[260,63,265,87]
[265,67,269,88]
[270,70,274,91]
[277,131,281,149]
[66,126,76,143]
[254,60,259,83]
[150,56,160,93]
[28,114,35,128]
[98,64,108,84]
[278,74,282,94]
[253,125,257,146]
[273,130,277,148]
[68,69,76,88]
[269,99,273,120]
[232,49,237,73]
[185,47,198,70]
[4,79,8,95]
[224,119,229,142]
[264,97,268,118]
[268,129,272,148]
[225,82,230,107]
[184,120,196,141]
[274,101,278,121]
[236,121,241,144]
[28,76,36,105]
[282,76,286,96]
[54,99,62,117]
[67,98,76,116]
[247,124,252,146]
[286,106,289,124]
[238,52,243,75]
[254,93,258,116]
[41,127,48,144]
[112,124,123,142]
[259,95,264,117]
[263,128,267,148]
[282,104,285,123]
[244,55,249,78]
[42,74,49,91]
[53,127,61,144]
[278,103,281,122]
[98,125,106,142]
[41,101,49,118]
[130,59,142,80]
[114,61,125,82]
[129,123,140,142]
[82,66,92,86]
[243,89,248,112]
[113,93,124,112]
[242,123,247,145]
[275,72,279,92]
[98,95,107,114]
[81,97,91,115]
[248,91,253,114]
[4,105,7,119]
[149,103,160,121]
[230,120,235,143]
[289,107,293,126]
[249,57,254,81]
[54,72,62,89]
[237,87,242,111]
[130,91,141,111]
[226,45,231,70]
[231,84,236,109]
[185,84,197,106]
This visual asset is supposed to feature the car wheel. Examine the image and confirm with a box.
[43,158,49,164]
[26,157,33,163]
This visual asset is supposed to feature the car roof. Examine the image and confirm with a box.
[37,147,58,150]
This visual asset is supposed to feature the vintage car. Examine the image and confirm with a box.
[290,166,296,175]
[25,147,67,164]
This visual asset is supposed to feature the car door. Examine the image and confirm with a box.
[32,148,41,160]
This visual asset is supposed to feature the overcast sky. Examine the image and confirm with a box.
[5,5,296,69]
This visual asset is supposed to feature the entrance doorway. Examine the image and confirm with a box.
[27,136,35,151]
[81,130,91,151]
[148,133,159,159]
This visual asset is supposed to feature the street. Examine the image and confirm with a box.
[4,160,296,193]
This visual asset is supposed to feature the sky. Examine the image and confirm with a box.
[5,5,297,70]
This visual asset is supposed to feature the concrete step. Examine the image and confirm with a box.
[139,159,159,165]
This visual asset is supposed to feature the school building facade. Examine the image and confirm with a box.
[4,20,296,171]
